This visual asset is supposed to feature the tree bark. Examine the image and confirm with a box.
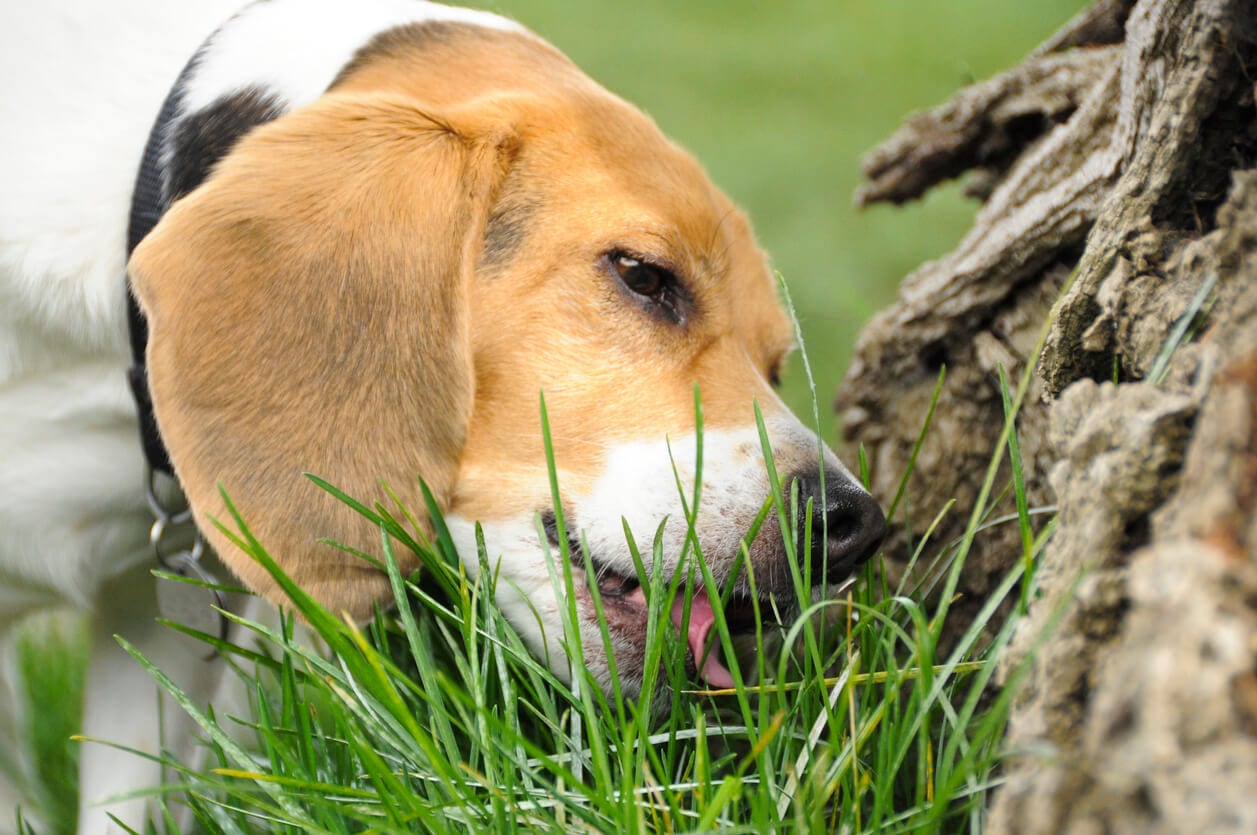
[839,0,1257,830]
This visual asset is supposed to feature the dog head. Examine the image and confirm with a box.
[129,21,885,695]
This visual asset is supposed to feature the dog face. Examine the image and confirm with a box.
[129,21,884,695]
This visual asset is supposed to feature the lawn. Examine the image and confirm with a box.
[8,1,1087,832]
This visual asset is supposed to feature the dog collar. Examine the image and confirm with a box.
[126,66,185,477]
[126,49,231,645]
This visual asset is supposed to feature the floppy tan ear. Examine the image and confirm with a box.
[129,92,514,620]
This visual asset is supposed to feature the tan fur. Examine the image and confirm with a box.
[129,23,793,619]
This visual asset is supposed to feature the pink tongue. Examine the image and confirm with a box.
[671,589,736,689]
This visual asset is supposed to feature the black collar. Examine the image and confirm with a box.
[125,73,186,477]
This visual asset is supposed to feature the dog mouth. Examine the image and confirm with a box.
[541,512,764,689]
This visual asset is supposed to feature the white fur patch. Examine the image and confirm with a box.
[180,0,525,114]
[445,514,569,676]
[577,414,857,582]
[448,414,866,686]
[0,1,245,376]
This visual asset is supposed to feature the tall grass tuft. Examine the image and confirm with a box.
[66,276,1068,834]
[88,351,1057,835]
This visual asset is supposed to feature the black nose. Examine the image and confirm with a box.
[789,468,887,584]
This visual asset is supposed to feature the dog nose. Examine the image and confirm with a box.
[788,468,887,583]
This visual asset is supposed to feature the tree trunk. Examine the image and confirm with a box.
[839,0,1257,830]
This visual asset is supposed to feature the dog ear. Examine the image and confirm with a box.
[129,92,516,619]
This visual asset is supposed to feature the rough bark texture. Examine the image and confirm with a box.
[840,0,1257,830]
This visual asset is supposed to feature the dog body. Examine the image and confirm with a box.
[1,4,239,831]
[0,2,884,831]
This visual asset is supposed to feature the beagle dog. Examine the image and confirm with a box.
[0,0,885,831]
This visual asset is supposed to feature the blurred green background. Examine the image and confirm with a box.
[466,0,1088,442]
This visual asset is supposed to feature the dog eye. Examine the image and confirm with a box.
[612,253,669,298]
[608,251,689,323]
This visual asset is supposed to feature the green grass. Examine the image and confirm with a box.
[7,612,87,835]
[88,314,1054,833]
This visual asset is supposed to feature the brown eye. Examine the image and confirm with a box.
[607,250,691,324]
[613,253,668,298]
